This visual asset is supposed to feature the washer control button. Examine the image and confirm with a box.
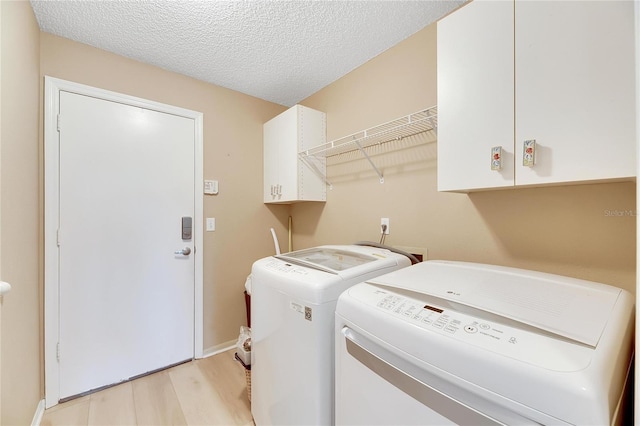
[445,325,458,334]
[464,325,478,334]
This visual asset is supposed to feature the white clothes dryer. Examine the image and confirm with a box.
[335,260,634,425]
[251,244,414,425]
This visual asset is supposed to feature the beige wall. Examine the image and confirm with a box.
[1,1,41,424]
[39,33,290,351]
[295,23,636,295]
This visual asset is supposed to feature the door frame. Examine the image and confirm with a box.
[43,76,204,408]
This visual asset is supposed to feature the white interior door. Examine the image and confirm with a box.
[57,90,196,399]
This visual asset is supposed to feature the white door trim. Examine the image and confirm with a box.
[43,76,204,408]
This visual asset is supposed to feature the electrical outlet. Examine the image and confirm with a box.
[381,218,390,235]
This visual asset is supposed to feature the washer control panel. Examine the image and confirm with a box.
[264,259,309,275]
[377,293,511,342]
[349,284,592,372]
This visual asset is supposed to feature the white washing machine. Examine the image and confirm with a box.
[335,261,634,425]
[251,244,414,425]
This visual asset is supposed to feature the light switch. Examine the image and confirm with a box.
[206,218,216,232]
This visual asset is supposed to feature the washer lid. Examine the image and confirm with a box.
[276,246,378,274]
[368,261,625,347]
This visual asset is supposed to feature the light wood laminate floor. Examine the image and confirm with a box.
[41,349,254,426]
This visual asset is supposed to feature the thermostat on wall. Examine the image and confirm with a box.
[204,180,219,195]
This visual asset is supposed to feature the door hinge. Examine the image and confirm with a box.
[56,229,61,247]
[56,342,60,362]
[57,114,61,132]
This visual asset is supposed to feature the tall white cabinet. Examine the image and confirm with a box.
[263,105,326,203]
[437,0,636,192]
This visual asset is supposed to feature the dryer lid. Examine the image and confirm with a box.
[369,261,626,347]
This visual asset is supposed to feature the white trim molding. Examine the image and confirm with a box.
[202,340,237,359]
[31,399,45,426]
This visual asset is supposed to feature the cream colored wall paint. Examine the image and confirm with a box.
[1,1,41,424]
[295,24,636,295]
[39,33,290,353]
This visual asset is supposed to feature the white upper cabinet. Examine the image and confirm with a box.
[263,105,326,203]
[437,0,515,191]
[514,0,636,186]
[437,0,636,192]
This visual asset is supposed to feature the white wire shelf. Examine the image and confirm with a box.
[299,106,437,159]
[298,106,437,185]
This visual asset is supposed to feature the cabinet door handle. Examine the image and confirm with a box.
[491,146,502,171]
[523,140,536,167]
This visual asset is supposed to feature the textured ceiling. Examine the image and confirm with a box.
[30,0,465,107]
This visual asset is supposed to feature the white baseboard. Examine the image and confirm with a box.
[202,340,236,358]
[31,399,45,426]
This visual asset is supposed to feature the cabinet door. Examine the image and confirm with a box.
[277,107,301,202]
[264,107,299,203]
[437,0,515,192]
[515,0,636,185]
